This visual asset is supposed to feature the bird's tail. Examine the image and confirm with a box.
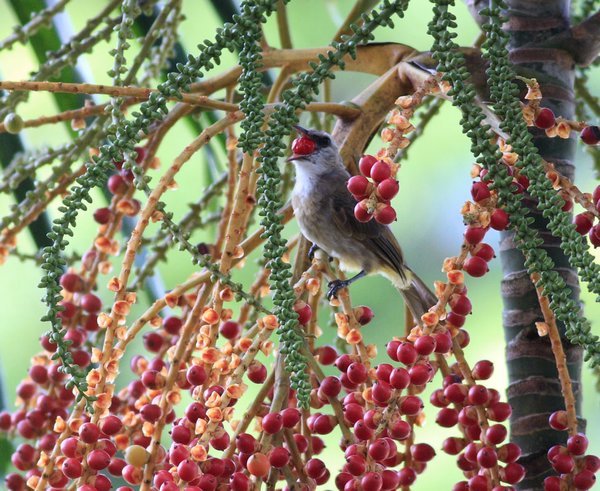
[394,267,437,323]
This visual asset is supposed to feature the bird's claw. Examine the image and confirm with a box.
[327,279,349,300]
[308,244,319,261]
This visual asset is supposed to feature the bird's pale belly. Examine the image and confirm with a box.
[293,194,373,273]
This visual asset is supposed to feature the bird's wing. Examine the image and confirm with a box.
[327,178,406,277]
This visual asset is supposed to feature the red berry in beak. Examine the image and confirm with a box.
[534,108,556,129]
[291,136,316,156]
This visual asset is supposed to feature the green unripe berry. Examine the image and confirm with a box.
[4,113,24,134]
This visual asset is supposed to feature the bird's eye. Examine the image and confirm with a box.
[317,136,331,146]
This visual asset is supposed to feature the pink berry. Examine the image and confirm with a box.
[293,300,312,325]
[87,449,110,470]
[268,447,290,468]
[450,294,472,315]
[535,108,556,129]
[447,311,466,328]
[247,362,267,384]
[81,293,102,313]
[411,443,435,462]
[108,174,128,194]
[574,213,594,235]
[548,410,568,431]
[347,362,368,384]
[354,305,374,325]
[477,446,498,468]
[473,243,495,261]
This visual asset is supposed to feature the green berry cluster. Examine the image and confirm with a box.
[428,0,599,366]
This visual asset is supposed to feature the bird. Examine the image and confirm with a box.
[288,125,437,321]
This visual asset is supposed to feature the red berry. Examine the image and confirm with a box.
[397,468,416,486]
[552,453,574,473]
[409,363,433,385]
[62,458,83,479]
[473,360,494,380]
[247,362,267,384]
[463,256,489,277]
[486,424,507,444]
[346,454,366,476]
[236,433,256,454]
[490,208,509,230]
[186,365,207,386]
[477,446,498,468]
[434,332,453,353]
[573,470,596,490]
[543,476,562,491]
[449,294,472,315]
[372,381,392,404]
[535,108,556,129]
[581,125,600,145]
[108,173,128,194]
[471,181,491,202]
[411,443,435,462]
[354,200,373,222]
[374,204,396,225]
[60,272,83,292]
[589,224,600,247]
[81,293,102,313]
[400,395,423,415]
[389,367,410,389]
[488,402,512,421]
[355,305,374,325]
[79,422,100,444]
[548,410,568,431]
[567,433,589,455]
[316,346,337,365]
[377,178,399,200]
[281,408,301,428]
[361,472,383,491]
[178,459,199,482]
[473,243,495,261]
[291,137,316,156]
[436,407,459,428]
[468,385,489,405]
[353,420,373,440]
[396,342,417,365]
[359,155,377,177]
[93,207,112,224]
[389,419,411,440]
[143,332,164,352]
[262,413,283,434]
[306,458,326,479]
[464,226,486,245]
[268,447,290,468]
[219,320,240,339]
[347,175,370,198]
[574,213,594,235]
[501,462,526,484]
[498,442,521,463]
[87,449,111,470]
[370,161,391,182]
[293,300,312,325]
[584,455,600,473]
[446,311,466,328]
[414,335,436,355]
[347,362,368,384]
[443,437,466,455]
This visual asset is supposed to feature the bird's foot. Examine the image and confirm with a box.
[327,279,349,300]
[308,244,319,261]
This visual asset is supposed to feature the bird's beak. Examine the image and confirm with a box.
[287,125,310,162]
[292,124,310,135]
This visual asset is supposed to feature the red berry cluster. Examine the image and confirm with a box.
[348,155,399,225]
[543,411,599,490]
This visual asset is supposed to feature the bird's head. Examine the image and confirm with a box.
[287,125,343,176]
